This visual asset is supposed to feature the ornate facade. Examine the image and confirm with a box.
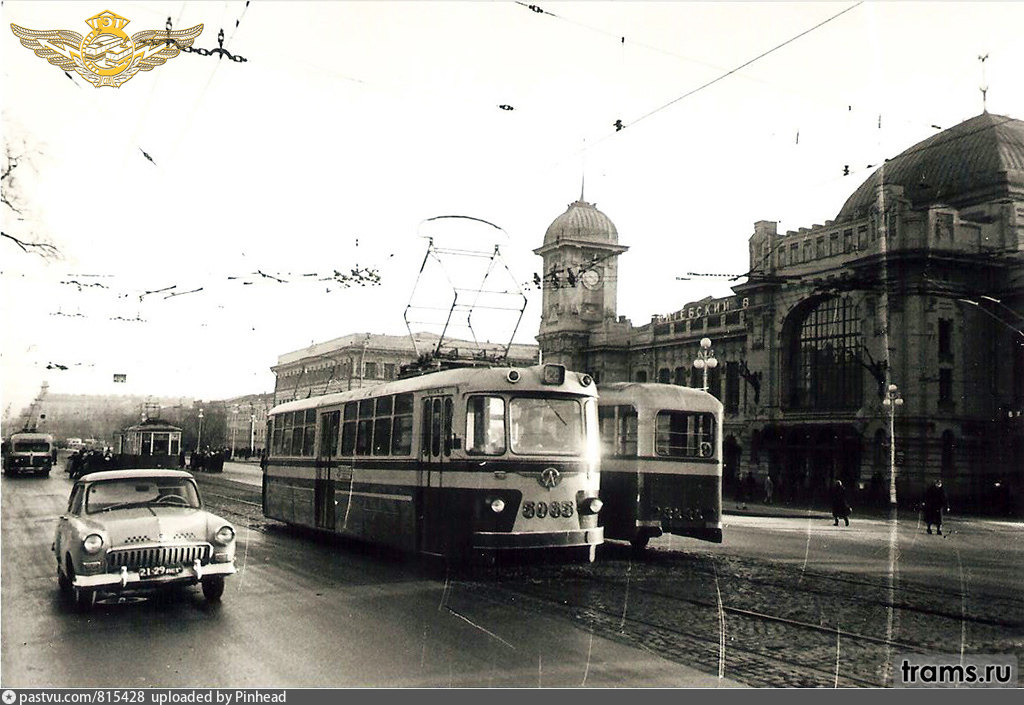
[536,113,1024,513]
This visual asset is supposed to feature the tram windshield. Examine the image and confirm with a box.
[510,397,586,455]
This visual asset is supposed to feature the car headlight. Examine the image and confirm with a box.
[214,525,235,545]
[82,534,104,554]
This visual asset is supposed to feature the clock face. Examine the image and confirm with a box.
[580,269,601,290]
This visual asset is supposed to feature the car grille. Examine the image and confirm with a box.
[106,543,212,571]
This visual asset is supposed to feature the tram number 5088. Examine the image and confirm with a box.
[522,500,574,519]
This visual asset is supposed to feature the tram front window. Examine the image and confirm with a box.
[466,396,506,455]
[510,398,584,455]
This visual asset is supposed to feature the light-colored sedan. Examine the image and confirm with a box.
[53,469,236,611]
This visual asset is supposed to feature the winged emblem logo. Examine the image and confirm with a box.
[10,10,203,87]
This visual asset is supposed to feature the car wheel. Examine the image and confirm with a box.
[201,576,225,602]
[57,561,72,596]
[65,560,95,612]
[630,533,650,556]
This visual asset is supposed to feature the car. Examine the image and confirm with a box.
[52,469,237,611]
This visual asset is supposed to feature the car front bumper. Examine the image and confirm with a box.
[73,559,236,589]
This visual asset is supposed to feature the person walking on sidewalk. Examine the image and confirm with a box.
[830,480,851,526]
[923,479,949,535]
[764,474,774,504]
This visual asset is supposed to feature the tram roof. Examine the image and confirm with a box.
[270,363,597,415]
[597,382,723,412]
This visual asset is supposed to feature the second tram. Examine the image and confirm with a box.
[597,382,723,552]
[262,363,604,561]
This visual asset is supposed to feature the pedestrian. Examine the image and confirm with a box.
[923,479,949,535]
[764,474,774,504]
[830,480,851,526]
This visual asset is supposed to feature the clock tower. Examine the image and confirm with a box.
[534,196,628,371]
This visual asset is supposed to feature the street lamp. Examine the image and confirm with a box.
[881,384,904,507]
[250,410,256,456]
[692,337,718,392]
[197,408,204,452]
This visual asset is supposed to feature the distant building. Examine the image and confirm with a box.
[536,112,1024,513]
[271,332,539,406]
[218,393,275,456]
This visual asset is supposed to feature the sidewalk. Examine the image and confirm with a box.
[722,498,1024,524]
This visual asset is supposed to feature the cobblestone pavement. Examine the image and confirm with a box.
[195,476,1023,688]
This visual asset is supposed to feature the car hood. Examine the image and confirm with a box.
[85,507,215,545]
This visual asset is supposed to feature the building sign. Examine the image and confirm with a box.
[656,296,750,323]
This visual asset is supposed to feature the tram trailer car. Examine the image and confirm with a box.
[597,383,723,552]
[263,363,604,561]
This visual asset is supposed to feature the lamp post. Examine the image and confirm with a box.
[692,337,718,392]
[197,408,204,452]
[881,384,904,507]
[249,403,256,456]
[231,406,238,456]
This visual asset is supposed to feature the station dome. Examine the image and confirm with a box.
[542,199,619,248]
[835,112,1024,222]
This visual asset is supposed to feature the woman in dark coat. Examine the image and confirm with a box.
[923,480,949,535]
[830,480,851,526]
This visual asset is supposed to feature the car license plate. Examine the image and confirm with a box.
[139,565,183,578]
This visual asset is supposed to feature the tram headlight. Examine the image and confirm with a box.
[580,497,603,515]
[579,374,593,387]
[506,370,521,384]
[489,498,506,513]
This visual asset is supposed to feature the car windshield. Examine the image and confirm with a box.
[85,478,201,513]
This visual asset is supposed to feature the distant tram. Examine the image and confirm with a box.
[114,419,183,469]
[263,363,604,561]
[597,383,723,552]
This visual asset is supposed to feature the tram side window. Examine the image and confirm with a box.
[356,399,374,455]
[466,396,506,455]
[340,403,357,455]
[655,411,716,458]
[391,393,414,455]
[169,434,180,457]
[141,433,152,456]
[271,417,282,455]
[303,409,317,456]
[598,405,637,456]
[373,397,393,455]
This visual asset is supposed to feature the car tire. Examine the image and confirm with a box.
[630,533,650,556]
[57,561,72,596]
[201,576,225,602]
[65,560,96,612]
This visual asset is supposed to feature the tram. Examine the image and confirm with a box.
[114,418,183,469]
[263,363,604,561]
[597,382,723,552]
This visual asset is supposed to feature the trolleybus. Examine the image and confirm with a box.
[597,382,723,552]
[3,431,56,476]
[263,363,604,561]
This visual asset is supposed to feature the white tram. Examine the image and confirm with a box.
[597,383,723,552]
[263,363,604,560]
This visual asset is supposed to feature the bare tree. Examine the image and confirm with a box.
[2,139,61,260]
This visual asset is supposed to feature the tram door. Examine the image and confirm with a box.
[314,410,341,531]
[419,395,454,555]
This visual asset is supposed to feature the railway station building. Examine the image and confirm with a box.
[536,112,1024,514]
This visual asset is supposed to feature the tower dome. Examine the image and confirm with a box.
[835,112,1024,222]
[542,199,619,248]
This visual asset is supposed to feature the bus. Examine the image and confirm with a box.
[597,382,723,553]
[3,431,56,476]
[263,363,604,561]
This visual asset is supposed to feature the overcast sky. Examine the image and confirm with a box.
[3,1,1024,421]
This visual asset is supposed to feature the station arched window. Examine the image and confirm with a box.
[785,295,863,410]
